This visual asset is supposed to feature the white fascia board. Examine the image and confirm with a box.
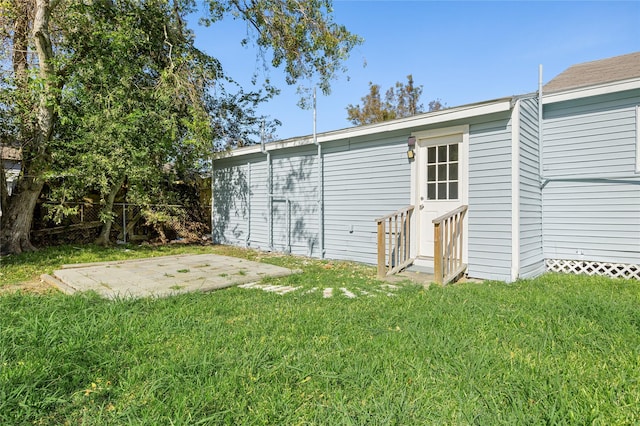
[219,98,512,159]
[542,78,640,105]
[215,145,263,158]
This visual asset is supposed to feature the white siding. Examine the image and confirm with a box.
[542,89,640,265]
[467,114,513,281]
[519,97,545,278]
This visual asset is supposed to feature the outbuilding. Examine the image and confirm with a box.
[212,52,640,282]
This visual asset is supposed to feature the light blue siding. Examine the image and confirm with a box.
[518,97,545,278]
[214,135,411,263]
[248,159,269,250]
[323,135,411,264]
[543,90,640,177]
[214,113,523,279]
[467,114,513,281]
[212,88,640,280]
[213,149,320,257]
[542,89,640,265]
[212,157,250,246]
[270,147,319,256]
[542,181,640,264]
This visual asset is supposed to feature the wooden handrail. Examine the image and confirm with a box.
[433,205,468,284]
[432,204,468,224]
[374,205,415,223]
[375,205,415,278]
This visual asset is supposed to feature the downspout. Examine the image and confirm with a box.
[260,123,273,250]
[246,162,251,247]
[538,64,546,271]
[210,154,215,243]
[538,64,544,185]
[313,88,325,258]
[286,198,291,253]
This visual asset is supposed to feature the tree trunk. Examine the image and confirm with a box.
[0,177,43,254]
[33,0,56,149]
[12,0,30,84]
[0,0,57,254]
[0,161,7,222]
[94,178,124,246]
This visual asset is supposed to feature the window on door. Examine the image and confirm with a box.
[426,143,459,200]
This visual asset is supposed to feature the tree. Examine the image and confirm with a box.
[346,75,445,126]
[50,0,226,245]
[0,0,362,253]
[201,0,362,97]
[0,0,57,254]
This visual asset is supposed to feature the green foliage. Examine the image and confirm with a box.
[202,0,363,97]
[346,75,446,125]
[51,1,216,212]
[1,245,640,423]
[1,0,361,251]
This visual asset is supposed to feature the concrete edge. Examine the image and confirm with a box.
[40,274,77,295]
[61,253,197,269]
[60,253,291,270]
[48,258,301,299]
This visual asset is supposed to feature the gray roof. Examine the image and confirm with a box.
[544,51,640,94]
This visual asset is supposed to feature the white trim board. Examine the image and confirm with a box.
[542,77,640,105]
[510,100,521,282]
[218,99,512,159]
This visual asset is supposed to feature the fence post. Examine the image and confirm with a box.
[122,204,127,244]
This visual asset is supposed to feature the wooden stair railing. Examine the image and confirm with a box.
[375,205,415,278]
[433,205,468,284]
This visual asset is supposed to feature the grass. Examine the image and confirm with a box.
[0,244,217,286]
[1,245,640,424]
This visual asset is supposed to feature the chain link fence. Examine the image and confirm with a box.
[32,202,211,246]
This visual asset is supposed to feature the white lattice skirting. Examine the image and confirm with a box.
[546,259,640,280]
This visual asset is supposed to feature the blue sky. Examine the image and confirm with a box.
[191,1,640,140]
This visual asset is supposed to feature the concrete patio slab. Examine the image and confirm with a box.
[41,253,298,299]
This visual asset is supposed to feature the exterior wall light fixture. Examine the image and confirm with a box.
[407,136,416,160]
[407,149,415,160]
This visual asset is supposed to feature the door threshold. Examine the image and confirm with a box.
[413,256,434,269]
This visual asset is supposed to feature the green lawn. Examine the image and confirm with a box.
[1,245,639,424]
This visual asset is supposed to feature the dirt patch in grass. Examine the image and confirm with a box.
[0,279,56,295]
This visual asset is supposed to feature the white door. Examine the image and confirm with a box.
[416,132,468,259]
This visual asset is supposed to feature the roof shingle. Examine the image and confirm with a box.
[544,51,640,94]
